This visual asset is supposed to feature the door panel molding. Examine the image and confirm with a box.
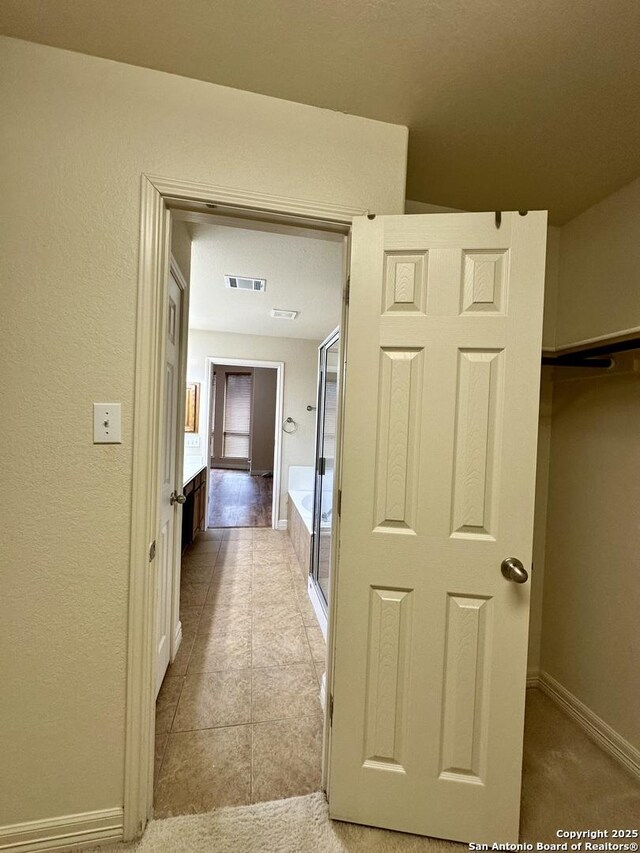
[440,593,492,782]
[330,211,547,843]
[373,347,423,534]
[363,586,414,771]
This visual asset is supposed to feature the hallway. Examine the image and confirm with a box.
[154,527,326,816]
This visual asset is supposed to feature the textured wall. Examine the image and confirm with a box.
[0,36,407,827]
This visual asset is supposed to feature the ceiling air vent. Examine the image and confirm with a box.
[271,308,298,320]
[224,275,266,292]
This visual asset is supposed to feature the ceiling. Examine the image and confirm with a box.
[187,219,344,341]
[2,1,639,224]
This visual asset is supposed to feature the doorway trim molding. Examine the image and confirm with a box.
[204,356,284,530]
[125,173,364,840]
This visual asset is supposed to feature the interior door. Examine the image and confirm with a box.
[329,211,547,842]
[155,270,183,697]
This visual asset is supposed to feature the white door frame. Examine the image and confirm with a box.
[124,173,363,840]
[168,257,190,676]
[204,356,284,530]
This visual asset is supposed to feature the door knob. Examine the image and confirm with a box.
[170,490,186,506]
[501,557,529,584]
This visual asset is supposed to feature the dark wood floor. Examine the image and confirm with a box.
[207,469,273,528]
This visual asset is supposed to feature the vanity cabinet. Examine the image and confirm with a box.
[182,467,207,549]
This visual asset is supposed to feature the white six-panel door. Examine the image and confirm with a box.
[155,271,183,697]
[329,211,547,843]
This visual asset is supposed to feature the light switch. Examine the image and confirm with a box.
[93,403,122,444]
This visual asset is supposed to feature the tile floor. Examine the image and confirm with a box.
[154,527,327,817]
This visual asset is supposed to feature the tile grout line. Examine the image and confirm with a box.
[170,713,323,735]
[154,543,217,796]
[160,526,321,811]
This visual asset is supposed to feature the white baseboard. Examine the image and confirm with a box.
[0,807,123,852]
[535,670,640,780]
[276,519,288,531]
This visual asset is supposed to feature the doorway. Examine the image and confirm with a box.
[152,208,345,817]
[127,177,549,845]
[206,358,283,529]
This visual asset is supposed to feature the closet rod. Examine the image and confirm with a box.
[541,355,613,369]
[541,335,640,369]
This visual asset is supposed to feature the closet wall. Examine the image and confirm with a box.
[540,177,640,752]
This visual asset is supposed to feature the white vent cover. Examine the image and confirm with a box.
[224,275,266,292]
[271,308,298,320]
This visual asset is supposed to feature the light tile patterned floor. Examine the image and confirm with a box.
[154,528,327,817]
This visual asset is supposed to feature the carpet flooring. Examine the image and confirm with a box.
[87,690,640,852]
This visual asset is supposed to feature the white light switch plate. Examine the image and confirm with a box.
[185,434,200,448]
[93,403,122,444]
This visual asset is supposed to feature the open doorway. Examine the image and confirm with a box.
[131,179,562,846]
[207,360,279,528]
[153,209,346,816]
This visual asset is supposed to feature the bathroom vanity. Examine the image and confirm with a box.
[181,458,207,549]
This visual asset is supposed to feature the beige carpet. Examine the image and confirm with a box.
[91,792,461,853]
[89,691,640,852]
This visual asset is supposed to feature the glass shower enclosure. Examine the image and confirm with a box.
[310,328,340,616]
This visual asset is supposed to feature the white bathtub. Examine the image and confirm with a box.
[288,490,332,533]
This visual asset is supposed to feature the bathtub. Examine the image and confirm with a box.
[288,490,332,533]
[288,487,333,590]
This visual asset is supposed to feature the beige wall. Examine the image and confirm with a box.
[540,177,640,751]
[525,225,561,674]
[171,219,192,283]
[0,36,407,828]
[555,177,640,347]
[251,368,278,474]
[527,371,553,675]
[541,226,560,350]
[187,330,321,522]
[541,372,640,748]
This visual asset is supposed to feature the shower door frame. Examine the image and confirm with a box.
[309,327,341,637]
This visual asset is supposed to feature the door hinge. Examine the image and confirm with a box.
[329,693,334,726]
[148,540,156,562]
[337,489,342,517]
[317,456,326,476]
[344,276,350,306]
